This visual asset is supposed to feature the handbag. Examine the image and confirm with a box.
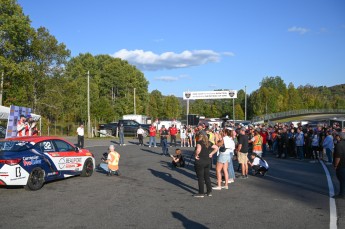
[219,145,226,153]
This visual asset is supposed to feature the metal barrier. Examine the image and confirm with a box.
[251,109,345,123]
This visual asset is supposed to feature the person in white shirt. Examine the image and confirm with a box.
[137,126,145,146]
[76,124,84,148]
[248,153,269,176]
[211,129,235,190]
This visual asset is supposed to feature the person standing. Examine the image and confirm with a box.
[76,124,84,148]
[137,125,145,146]
[119,123,125,146]
[148,123,157,147]
[295,128,305,160]
[180,125,187,147]
[169,124,178,147]
[160,125,169,156]
[237,127,249,179]
[333,132,345,199]
[323,130,334,165]
[249,129,263,157]
[194,134,218,198]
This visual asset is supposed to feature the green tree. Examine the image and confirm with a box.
[162,95,181,119]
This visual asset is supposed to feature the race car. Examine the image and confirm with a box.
[0,136,95,191]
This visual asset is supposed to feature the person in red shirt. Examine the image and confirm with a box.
[260,128,268,157]
[17,115,27,137]
[169,124,178,147]
[148,123,157,147]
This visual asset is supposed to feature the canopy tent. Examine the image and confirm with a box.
[0,105,41,121]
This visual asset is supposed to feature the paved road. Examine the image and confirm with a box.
[0,137,344,229]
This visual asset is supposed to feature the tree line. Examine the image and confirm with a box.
[1,1,344,133]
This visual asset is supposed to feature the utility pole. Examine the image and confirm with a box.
[232,98,235,122]
[245,85,247,121]
[87,71,91,138]
[0,72,3,106]
[133,88,136,115]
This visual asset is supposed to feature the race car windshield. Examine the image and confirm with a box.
[0,141,34,152]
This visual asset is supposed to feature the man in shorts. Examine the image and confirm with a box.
[237,127,249,179]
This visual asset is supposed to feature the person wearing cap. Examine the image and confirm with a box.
[16,114,27,137]
[237,127,249,179]
[249,128,263,157]
[333,132,345,199]
[196,123,207,140]
[248,153,269,176]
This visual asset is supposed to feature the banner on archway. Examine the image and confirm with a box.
[183,90,237,100]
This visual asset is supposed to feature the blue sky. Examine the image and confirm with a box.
[18,0,345,96]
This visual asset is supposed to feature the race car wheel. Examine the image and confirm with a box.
[81,158,94,177]
[25,167,45,191]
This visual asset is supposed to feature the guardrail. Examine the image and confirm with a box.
[251,109,345,123]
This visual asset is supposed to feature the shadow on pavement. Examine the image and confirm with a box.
[148,168,198,193]
[141,148,162,156]
[171,212,209,229]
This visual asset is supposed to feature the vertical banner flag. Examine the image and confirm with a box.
[6,105,32,138]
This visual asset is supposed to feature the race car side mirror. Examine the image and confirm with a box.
[75,147,80,152]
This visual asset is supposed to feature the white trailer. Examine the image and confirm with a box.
[122,114,149,124]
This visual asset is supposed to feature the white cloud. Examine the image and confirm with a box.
[154,76,179,82]
[111,49,223,71]
[288,26,310,35]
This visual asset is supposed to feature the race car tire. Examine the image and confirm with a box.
[25,167,45,191]
[81,158,94,177]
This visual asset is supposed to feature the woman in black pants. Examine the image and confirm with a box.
[194,134,218,198]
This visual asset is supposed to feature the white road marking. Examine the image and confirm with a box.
[320,160,337,229]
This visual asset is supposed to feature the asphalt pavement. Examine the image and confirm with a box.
[0,136,344,229]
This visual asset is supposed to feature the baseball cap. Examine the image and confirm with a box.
[26,114,32,118]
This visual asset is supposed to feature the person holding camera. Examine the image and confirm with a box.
[170,149,185,168]
[99,145,121,176]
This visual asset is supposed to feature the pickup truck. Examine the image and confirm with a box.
[99,120,150,137]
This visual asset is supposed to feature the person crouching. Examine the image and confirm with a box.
[100,145,121,176]
[248,153,269,176]
[171,149,185,168]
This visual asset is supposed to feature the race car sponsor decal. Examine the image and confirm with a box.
[58,157,83,170]
[0,171,9,176]
[10,167,26,181]
[22,156,42,166]
[47,172,58,176]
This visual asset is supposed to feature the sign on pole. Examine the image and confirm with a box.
[183,90,237,100]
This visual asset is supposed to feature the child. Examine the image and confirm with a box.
[171,149,185,168]
[248,153,269,176]
[100,145,121,176]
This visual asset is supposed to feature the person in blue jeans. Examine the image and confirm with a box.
[295,128,305,160]
[119,123,125,146]
[160,125,169,156]
[323,130,334,164]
